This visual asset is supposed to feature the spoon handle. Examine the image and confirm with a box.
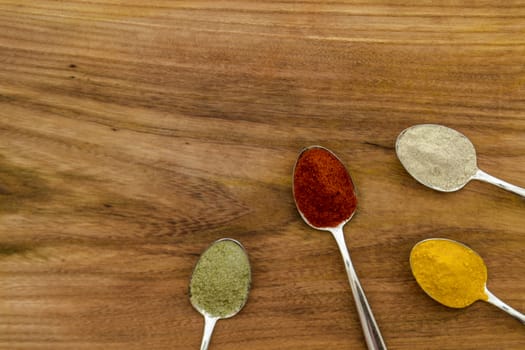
[200,315,218,350]
[485,289,525,324]
[331,226,387,350]
[472,169,525,198]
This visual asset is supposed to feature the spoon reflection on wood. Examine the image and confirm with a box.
[293,146,387,350]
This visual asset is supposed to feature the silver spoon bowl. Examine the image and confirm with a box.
[396,124,525,197]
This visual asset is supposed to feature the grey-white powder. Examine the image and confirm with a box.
[396,124,478,191]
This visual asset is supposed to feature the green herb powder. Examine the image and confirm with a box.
[190,240,251,318]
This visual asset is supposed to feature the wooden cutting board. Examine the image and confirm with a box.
[0,1,524,349]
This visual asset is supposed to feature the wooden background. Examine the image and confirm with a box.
[0,1,524,349]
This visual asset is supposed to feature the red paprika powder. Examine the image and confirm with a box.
[293,146,357,228]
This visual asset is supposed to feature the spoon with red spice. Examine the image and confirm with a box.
[293,146,387,350]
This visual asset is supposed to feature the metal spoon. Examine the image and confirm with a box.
[410,238,525,324]
[189,238,251,350]
[396,124,525,197]
[292,146,387,350]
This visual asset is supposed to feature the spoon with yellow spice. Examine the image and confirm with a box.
[410,238,524,324]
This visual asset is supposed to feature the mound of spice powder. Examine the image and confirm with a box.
[396,124,478,191]
[293,147,357,228]
[190,240,251,318]
[410,239,488,308]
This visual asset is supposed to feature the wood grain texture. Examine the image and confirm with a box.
[0,1,524,349]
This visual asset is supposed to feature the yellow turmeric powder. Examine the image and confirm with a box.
[410,239,488,308]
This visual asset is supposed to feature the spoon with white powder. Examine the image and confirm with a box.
[396,124,525,197]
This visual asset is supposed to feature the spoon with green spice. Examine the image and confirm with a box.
[396,124,525,197]
[189,238,251,350]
